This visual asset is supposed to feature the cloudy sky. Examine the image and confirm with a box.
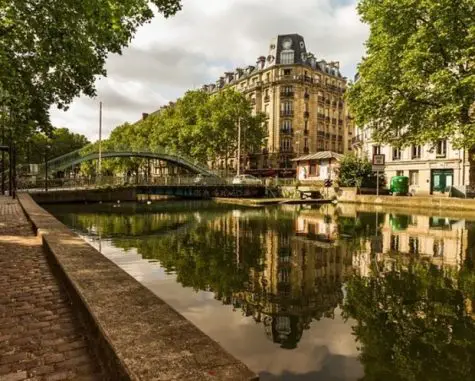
[50,0,369,142]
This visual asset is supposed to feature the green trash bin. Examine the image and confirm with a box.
[390,176,409,196]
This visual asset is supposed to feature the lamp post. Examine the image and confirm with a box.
[237,117,241,176]
[45,144,50,192]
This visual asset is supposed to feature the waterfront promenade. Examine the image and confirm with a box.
[0,196,102,381]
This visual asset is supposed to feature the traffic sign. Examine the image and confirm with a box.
[372,154,385,172]
[372,154,385,165]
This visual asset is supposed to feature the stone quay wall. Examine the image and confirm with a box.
[17,193,259,381]
[336,187,475,211]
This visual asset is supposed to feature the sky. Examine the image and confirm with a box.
[50,0,369,142]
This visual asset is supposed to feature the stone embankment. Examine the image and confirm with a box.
[15,193,258,381]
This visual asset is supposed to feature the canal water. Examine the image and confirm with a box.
[46,201,475,381]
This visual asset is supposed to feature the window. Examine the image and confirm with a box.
[266,73,270,82]
[409,170,419,186]
[390,235,400,252]
[412,145,421,159]
[281,139,292,152]
[396,170,404,176]
[283,69,292,76]
[433,239,444,257]
[281,51,295,64]
[304,138,308,149]
[372,145,381,156]
[281,119,292,132]
[392,147,401,160]
[436,140,447,157]
[409,237,419,255]
[282,86,293,94]
[281,102,293,114]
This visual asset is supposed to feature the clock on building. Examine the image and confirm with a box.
[282,38,293,50]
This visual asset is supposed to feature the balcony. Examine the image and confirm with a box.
[280,128,293,136]
[304,111,310,118]
[338,119,343,126]
[280,91,294,98]
[280,110,294,117]
[317,113,325,120]
[332,118,337,125]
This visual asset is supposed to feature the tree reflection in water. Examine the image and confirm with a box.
[51,201,475,376]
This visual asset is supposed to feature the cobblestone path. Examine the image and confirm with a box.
[0,197,102,381]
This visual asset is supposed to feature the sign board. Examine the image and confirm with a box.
[372,154,385,172]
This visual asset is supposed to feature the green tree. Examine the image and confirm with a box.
[347,0,475,148]
[90,89,267,177]
[1,0,182,133]
[337,154,379,188]
[22,128,89,164]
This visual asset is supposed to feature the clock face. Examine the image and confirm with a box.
[282,38,293,50]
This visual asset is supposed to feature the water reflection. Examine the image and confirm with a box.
[47,202,475,380]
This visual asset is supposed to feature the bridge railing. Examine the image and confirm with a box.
[28,145,221,178]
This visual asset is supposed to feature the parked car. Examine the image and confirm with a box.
[193,174,225,185]
[232,174,263,185]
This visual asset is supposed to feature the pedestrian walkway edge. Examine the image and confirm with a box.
[17,193,259,381]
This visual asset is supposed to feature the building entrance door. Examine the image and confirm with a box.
[431,169,453,194]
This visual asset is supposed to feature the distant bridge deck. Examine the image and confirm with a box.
[27,184,272,203]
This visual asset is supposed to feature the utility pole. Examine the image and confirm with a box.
[45,145,49,192]
[98,101,103,184]
[237,117,241,176]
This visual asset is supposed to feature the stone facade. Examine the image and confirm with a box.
[202,34,354,176]
[353,126,475,195]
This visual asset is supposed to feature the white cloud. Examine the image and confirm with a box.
[50,0,368,141]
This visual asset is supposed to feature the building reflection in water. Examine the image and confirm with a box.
[51,201,475,370]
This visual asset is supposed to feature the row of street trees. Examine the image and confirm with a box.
[80,89,267,178]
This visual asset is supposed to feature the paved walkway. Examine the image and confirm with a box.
[0,197,102,381]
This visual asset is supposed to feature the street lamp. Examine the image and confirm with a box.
[45,144,51,192]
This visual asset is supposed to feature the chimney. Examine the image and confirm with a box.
[142,113,149,120]
[256,56,266,70]
[225,72,234,83]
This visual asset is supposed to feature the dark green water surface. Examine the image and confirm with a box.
[45,201,475,381]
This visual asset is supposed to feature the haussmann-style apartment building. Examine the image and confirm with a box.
[200,34,355,177]
[352,126,475,196]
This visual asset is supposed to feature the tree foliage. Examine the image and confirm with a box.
[87,89,267,176]
[343,258,475,381]
[0,0,182,133]
[338,154,379,188]
[347,0,475,148]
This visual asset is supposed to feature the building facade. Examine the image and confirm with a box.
[201,34,354,176]
[353,125,475,195]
